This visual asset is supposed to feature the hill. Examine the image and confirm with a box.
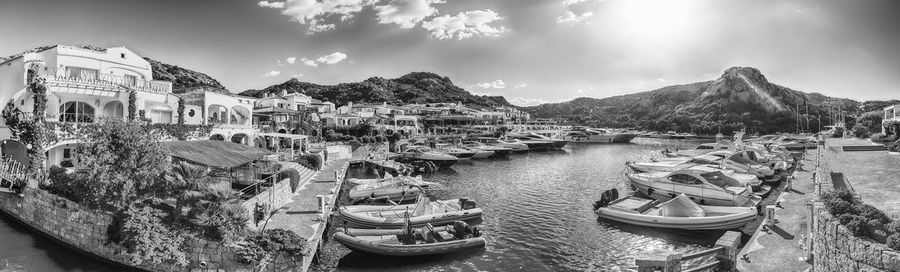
[240,72,513,108]
[0,45,228,94]
[525,67,861,134]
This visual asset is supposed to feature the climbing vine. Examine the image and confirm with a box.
[127,90,136,121]
[177,97,185,125]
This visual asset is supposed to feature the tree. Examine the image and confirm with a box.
[855,111,883,137]
[177,98,186,125]
[71,119,171,210]
[127,90,137,121]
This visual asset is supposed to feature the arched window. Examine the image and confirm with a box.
[59,102,95,123]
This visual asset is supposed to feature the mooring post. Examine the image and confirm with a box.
[635,253,681,272]
[715,231,742,271]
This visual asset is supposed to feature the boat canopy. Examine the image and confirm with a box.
[659,194,705,217]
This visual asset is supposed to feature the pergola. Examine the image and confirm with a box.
[257,132,309,160]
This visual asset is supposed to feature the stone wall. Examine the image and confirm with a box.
[810,150,900,271]
[0,188,303,272]
[241,177,293,229]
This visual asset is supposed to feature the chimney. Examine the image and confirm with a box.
[282,89,288,97]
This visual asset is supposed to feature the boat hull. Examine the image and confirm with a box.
[338,207,484,228]
[333,232,486,256]
[594,206,757,230]
[562,133,637,143]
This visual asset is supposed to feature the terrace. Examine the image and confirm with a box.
[38,67,172,95]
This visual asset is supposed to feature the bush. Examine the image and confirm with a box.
[297,154,323,170]
[231,229,306,264]
[45,166,83,203]
[871,133,891,143]
[279,169,302,192]
[852,124,870,138]
[888,233,900,250]
[888,140,900,153]
[375,135,386,143]
[111,204,188,266]
[360,137,370,144]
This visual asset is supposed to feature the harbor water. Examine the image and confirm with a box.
[322,139,722,272]
[0,139,718,272]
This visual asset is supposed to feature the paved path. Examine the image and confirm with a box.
[737,149,815,272]
[820,137,900,217]
[264,159,349,239]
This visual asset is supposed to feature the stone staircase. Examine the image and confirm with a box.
[279,161,318,187]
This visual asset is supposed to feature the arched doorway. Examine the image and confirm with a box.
[210,134,225,141]
[231,133,249,145]
[207,104,228,125]
[103,101,124,120]
[59,101,95,123]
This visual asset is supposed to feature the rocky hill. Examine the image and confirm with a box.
[143,57,228,94]
[240,72,513,108]
[1,45,227,94]
[525,67,861,134]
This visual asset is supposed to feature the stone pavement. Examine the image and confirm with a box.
[820,137,900,217]
[737,149,815,272]
[264,159,349,240]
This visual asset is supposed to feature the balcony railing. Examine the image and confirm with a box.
[38,68,172,94]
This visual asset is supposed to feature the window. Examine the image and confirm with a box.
[668,174,702,185]
[124,75,137,86]
[59,101,95,123]
[697,146,712,150]
[188,109,196,117]
[120,53,126,59]
[63,148,71,159]
[66,67,98,81]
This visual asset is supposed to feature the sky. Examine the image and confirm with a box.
[1,0,899,106]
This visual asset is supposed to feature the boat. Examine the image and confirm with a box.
[502,137,554,152]
[704,151,778,181]
[593,189,757,230]
[393,145,459,168]
[338,195,483,228]
[433,144,477,159]
[559,127,638,143]
[626,167,761,207]
[662,143,731,158]
[469,137,529,152]
[333,221,485,256]
[506,132,569,149]
[347,176,443,202]
[462,141,512,158]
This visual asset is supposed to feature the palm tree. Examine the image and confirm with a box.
[186,186,251,241]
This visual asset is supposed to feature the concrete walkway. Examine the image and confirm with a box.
[737,149,815,272]
[264,159,349,240]
[820,137,900,217]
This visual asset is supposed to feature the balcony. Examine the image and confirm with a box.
[38,68,172,95]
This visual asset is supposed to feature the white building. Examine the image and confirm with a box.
[0,45,180,166]
[884,104,900,134]
[179,88,257,144]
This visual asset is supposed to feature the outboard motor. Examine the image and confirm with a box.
[459,198,477,210]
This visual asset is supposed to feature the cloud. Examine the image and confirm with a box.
[301,58,318,67]
[263,70,281,77]
[475,79,506,89]
[576,89,585,93]
[422,9,506,40]
[508,97,549,107]
[514,83,528,88]
[657,78,667,83]
[557,11,594,24]
[258,1,285,9]
[316,52,348,64]
[470,91,492,96]
[375,0,443,28]
[291,73,304,79]
[258,0,376,33]
[286,57,297,64]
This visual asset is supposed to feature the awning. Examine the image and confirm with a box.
[160,140,274,168]
[47,85,118,97]
[232,106,251,119]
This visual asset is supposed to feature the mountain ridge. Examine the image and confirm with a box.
[525,67,862,134]
[239,72,514,108]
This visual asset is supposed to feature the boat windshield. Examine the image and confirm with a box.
[700,171,742,188]
[727,154,754,164]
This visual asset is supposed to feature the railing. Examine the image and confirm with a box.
[39,68,172,94]
[636,231,741,272]
[0,157,27,184]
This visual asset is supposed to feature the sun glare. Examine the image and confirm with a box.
[607,0,698,45]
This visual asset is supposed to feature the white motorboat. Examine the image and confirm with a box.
[348,176,443,202]
[559,127,638,143]
[394,145,459,168]
[470,137,529,152]
[593,189,757,230]
[626,167,761,207]
[506,132,569,149]
[338,195,483,228]
[462,141,512,158]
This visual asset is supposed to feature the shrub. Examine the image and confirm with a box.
[843,215,869,236]
[360,137,370,144]
[230,229,306,264]
[871,133,891,143]
[851,124,870,138]
[375,135,386,142]
[111,204,188,267]
[858,204,892,225]
[888,233,900,250]
[279,169,302,192]
[888,140,900,153]
[297,154,323,170]
[45,166,83,203]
